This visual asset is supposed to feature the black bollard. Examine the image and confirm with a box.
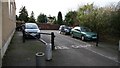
[51,32,55,50]
[22,30,25,43]
[118,40,120,52]
[96,33,99,46]
[118,40,120,66]
[22,24,25,43]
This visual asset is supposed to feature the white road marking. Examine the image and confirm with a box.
[71,45,80,49]
[71,44,93,49]
[84,47,120,64]
[41,30,119,64]
[55,46,70,50]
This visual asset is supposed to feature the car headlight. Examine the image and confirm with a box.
[37,30,40,33]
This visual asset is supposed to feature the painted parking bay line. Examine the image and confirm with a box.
[55,44,93,50]
[55,46,70,50]
[71,44,93,49]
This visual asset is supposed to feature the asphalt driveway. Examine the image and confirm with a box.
[2,30,120,66]
[2,31,46,66]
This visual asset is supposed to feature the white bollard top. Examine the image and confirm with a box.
[36,52,45,57]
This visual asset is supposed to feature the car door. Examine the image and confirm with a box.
[73,29,80,38]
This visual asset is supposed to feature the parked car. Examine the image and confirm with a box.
[70,26,97,41]
[59,25,72,35]
[22,23,41,39]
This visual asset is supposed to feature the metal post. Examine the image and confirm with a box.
[36,52,45,67]
[45,43,52,61]
[118,51,120,66]
[22,30,25,43]
[96,33,99,46]
[118,40,120,66]
[119,40,120,52]
[51,32,55,50]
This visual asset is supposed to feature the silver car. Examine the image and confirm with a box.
[23,23,41,39]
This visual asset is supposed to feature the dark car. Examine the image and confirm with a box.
[22,23,41,39]
[59,25,72,35]
[70,26,97,41]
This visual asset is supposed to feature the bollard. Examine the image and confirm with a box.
[118,41,120,66]
[22,30,25,43]
[119,40,120,52]
[36,52,45,67]
[45,43,52,61]
[51,32,55,50]
[96,33,99,46]
[96,39,98,46]
[118,51,120,66]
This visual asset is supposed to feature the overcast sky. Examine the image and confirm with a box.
[16,0,119,19]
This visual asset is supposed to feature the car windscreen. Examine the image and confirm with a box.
[81,27,91,32]
[26,24,38,29]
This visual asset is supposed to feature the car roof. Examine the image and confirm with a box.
[74,26,87,28]
[25,23,37,25]
[60,25,66,27]
[73,26,89,30]
[73,26,80,29]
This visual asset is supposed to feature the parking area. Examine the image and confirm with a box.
[2,30,120,66]
[2,31,46,66]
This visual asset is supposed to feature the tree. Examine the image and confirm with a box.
[16,15,19,21]
[110,1,120,36]
[19,6,29,22]
[77,3,104,32]
[37,13,47,23]
[64,11,79,26]
[77,3,94,27]
[57,11,63,25]
[76,2,120,43]
[28,11,36,23]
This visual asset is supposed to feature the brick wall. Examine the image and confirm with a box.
[16,22,60,30]
[37,23,60,30]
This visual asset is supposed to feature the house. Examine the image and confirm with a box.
[0,0,16,67]
[47,16,56,24]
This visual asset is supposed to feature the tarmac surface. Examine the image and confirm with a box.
[2,30,120,67]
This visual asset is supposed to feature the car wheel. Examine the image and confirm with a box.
[59,31,61,34]
[65,32,67,35]
[71,33,74,38]
[37,36,40,39]
[37,34,40,39]
[63,32,66,35]
[81,36,85,41]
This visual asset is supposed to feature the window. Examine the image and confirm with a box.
[8,0,11,17]
[81,27,91,32]
[26,24,38,29]
[8,0,14,20]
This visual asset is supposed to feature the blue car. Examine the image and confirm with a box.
[59,25,72,35]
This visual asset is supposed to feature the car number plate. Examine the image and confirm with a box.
[92,37,97,39]
[30,33,36,36]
